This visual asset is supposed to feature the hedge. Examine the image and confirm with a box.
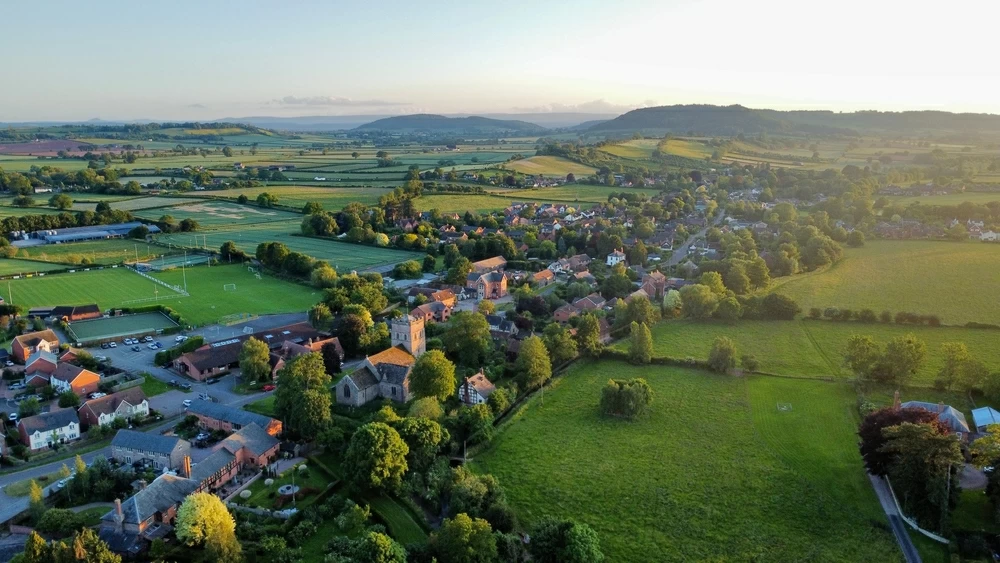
[153,336,205,366]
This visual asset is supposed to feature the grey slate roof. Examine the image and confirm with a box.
[901,401,970,433]
[349,366,380,390]
[19,409,78,433]
[186,400,276,429]
[111,429,187,455]
[101,474,198,526]
[377,363,411,385]
[190,448,236,484]
[221,423,279,457]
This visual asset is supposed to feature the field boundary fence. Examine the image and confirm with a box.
[885,476,950,544]
[126,267,189,297]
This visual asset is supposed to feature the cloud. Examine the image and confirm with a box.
[270,95,409,107]
[187,103,207,109]
[512,99,658,114]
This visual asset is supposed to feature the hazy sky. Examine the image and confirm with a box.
[2,0,997,121]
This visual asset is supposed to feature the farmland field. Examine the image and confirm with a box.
[660,138,713,159]
[72,196,201,212]
[157,224,420,272]
[188,186,392,210]
[503,156,596,176]
[597,139,658,159]
[636,319,1000,387]
[13,240,180,266]
[773,240,1000,325]
[503,183,661,204]
[473,361,901,562]
[886,192,1000,206]
[135,201,301,228]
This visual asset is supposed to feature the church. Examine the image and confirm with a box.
[335,315,425,407]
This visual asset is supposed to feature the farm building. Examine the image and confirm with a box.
[31,222,160,243]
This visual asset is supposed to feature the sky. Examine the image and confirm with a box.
[2,0,998,121]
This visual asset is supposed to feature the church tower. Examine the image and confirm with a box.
[391,315,425,357]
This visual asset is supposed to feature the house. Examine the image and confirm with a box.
[573,293,607,312]
[13,329,59,363]
[268,335,343,378]
[900,400,970,440]
[185,401,283,436]
[981,231,1000,242]
[458,371,496,406]
[18,409,81,451]
[173,322,328,381]
[573,270,597,285]
[553,304,579,324]
[467,271,507,300]
[79,388,149,428]
[410,301,451,323]
[531,269,555,287]
[49,304,102,322]
[111,429,190,470]
[99,475,199,555]
[50,363,101,397]
[24,350,58,386]
[217,423,280,470]
[607,249,626,267]
[642,271,667,299]
[471,256,507,274]
[485,314,517,339]
[59,347,86,363]
[430,289,457,308]
[972,407,1000,433]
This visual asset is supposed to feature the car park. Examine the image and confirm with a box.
[148,343,157,350]
[132,345,141,352]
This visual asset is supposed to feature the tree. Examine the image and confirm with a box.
[628,322,652,365]
[47,528,122,563]
[408,397,443,420]
[625,295,658,326]
[57,390,80,408]
[442,312,492,367]
[19,397,41,418]
[446,257,474,285]
[410,350,456,402]
[321,341,342,374]
[542,323,578,367]
[858,406,947,476]
[600,378,653,420]
[302,201,323,215]
[760,293,800,320]
[528,518,604,563]
[455,403,494,446]
[724,263,751,295]
[238,337,271,384]
[700,271,727,296]
[679,284,718,319]
[487,388,511,414]
[746,257,771,289]
[708,337,737,373]
[516,336,552,391]
[20,531,49,563]
[37,508,84,536]
[971,424,1000,469]
[275,352,332,437]
[28,480,45,523]
[433,513,497,563]
[175,492,241,563]
[714,296,742,322]
[936,342,970,390]
[256,192,278,208]
[308,302,333,330]
[576,313,603,358]
[740,353,759,372]
[662,289,682,318]
[477,300,495,316]
[883,334,926,386]
[355,531,407,563]
[49,194,72,210]
[352,151,360,159]
[393,417,447,472]
[881,422,963,532]
[344,422,409,492]
[847,230,865,247]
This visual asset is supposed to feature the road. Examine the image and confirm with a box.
[868,473,921,563]
[665,211,726,267]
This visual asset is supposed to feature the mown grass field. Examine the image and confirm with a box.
[774,240,1000,325]
[639,319,1000,387]
[4,267,183,311]
[135,201,301,228]
[473,361,901,562]
[13,240,179,266]
[503,156,597,176]
[0,259,71,276]
[189,186,392,211]
[886,192,1000,206]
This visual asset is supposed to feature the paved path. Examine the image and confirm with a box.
[868,473,921,563]
[959,463,988,491]
[68,501,114,513]
[665,212,725,267]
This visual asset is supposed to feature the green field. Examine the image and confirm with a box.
[597,139,658,159]
[660,138,713,159]
[473,361,900,562]
[0,259,71,276]
[4,267,184,311]
[67,312,178,342]
[157,224,420,272]
[886,192,1000,206]
[504,156,597,176]
[71,196,202,212]
[636,319,1000,387]
[189,186,392,211]
[501,183,661,204]
[774,240,1000,325]
[135,201,301,228]
[13,240,179,266]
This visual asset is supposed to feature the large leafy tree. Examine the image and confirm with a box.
[881,422,963,532]
[679,284,718,319]
[628,322,653,365]
[409,350,457,401]
[516,336,551,391]
[238,337,271,384]
[175,493,241,563]
[275,352,332,437]
[542,323,578,367]
[433,513,497,563]
[575,314,603,358]
[392,417,447,473]
[344,422,409,492]
[355,531,407,563]
[707,337,737,373]
[441,312,492,367]
[528,518,605,563]
[858,406,947,476]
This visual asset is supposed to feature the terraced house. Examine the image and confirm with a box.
[79,388,149,427]
[111,430,190,470]
[17,410,81,451]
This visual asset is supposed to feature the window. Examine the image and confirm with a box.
[391,386,396,397]
[344,386,351,398]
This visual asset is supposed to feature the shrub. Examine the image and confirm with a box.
[740,354,759,372]
[599,378,653,420]
[240,490,252,499]
[265,478,274,486]
[858,309,878,323]
[708,337,738,373]
[808,308,822,319]
[880,310,892,323]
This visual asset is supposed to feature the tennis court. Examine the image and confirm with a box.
[67,311,178,344]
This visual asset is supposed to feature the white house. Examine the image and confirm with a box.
[981,230,999,242]
[78,388,149,427]
[458,371,496,406]
[18,410,81,451]
[607,249,627,267]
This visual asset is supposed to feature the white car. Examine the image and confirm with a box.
[7,413,17,422]
[108,342,117,348]
[144,336,154,343]
[89,392,106,399]
[175,335,188,342]
[182,399,192,408]
[4,361,12,367]
[148,343,158,350]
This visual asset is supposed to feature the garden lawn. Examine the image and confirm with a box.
[359,493,429,545]
[773,240,1000,325]
[638,319,1000,387]
[5,469,66,496]
[149,264,319,326]
[472,361,900,562]
[244,395,277,418]
[240,463,332,510]
[140,376,175,397]
[75,506,113,526]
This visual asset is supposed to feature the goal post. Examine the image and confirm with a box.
[223,283,237,291]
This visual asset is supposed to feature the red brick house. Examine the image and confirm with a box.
[24,351,59,386]
[50,363,101,397]
[13,329,59,363]
[553,304,579,324]
[185,401,283,436]
[410,301,452,323]
[467,271,507,300]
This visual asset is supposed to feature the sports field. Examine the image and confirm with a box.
[4,267,183,311]
[189,186,392,211]
[135,201,301,227]
[0,259,69,276]
[157,224,420,272]
[13,240,179,266]
[773,240,1000,325]
[67,311,178,343]
[71,196,202,212]
[634,319,1000,387]
[473,361,900,562]
[503,156,596,176]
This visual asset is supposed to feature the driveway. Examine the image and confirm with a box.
[869,474,922,563]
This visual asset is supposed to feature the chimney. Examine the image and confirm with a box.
[182,455,192,479]
[938,401,945,414]
[892,390,901,410]
[113,498,124,533]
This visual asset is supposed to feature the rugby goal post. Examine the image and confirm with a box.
[223,283,237,291]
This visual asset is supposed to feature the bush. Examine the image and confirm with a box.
[240,490,252,499]
[740,354,759,373]
[708,337,738,373]
[808,308,822,319]
[858,309,878,323]
[599,378,653,420]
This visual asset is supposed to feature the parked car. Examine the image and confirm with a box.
[9,382,25,390]
[206,378,220,385]
[182,399,192,408]
[153,342,163,349]
[175,335,188,342]
[147,343,157,350]
[7,413,17,422]
[168,380,178,387]
[56,479,68,490]
[180,383,192,390]
[100,343,110,349]
[108,342,117,348]
[262,384,276,392]
[95,355,108,362]
[4,361,12,367]
[89,392,106,399]
[144,336,153,342]
[131,345,141,352]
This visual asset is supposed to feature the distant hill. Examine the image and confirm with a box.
[589,104,1000,137]
[355,114,548,134]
